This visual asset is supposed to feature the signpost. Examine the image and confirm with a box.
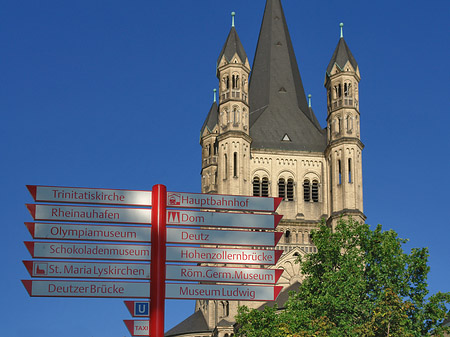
[22,184,285,337]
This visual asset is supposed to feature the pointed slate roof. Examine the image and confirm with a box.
[200,101,218,135]
[165,310,211,337]
[217,26,248,67]
[249,0,326,152]
[326,37,358,76]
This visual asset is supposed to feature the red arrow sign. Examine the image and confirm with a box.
[124,320,149,336]
[124,301,150,317]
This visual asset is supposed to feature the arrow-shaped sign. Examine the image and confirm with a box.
[124,320,149,336]
[25,241,151,261]
[23,260,150,280]
[166,283,283,301]
[167,228,282,247]
[27,185,152,206]
[167,191,282,212]
[124,301,150,317]
[25,222,151,243]
[166,210,282,230]
[166,265,283,284]
[166,246,282,265]
[22,280,150,298]
[26,204,151,224]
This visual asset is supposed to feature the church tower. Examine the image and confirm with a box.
[166,3,365,337]
[200,13,252,197]
[324,23,365,227]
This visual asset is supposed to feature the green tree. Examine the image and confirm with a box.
[236,218,450,337]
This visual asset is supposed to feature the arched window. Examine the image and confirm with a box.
[233,152,238,177]
[252,177,260,196]
[303,180,311,202]
[223,75,230,90]
[224,154,228,179]
[233,107,239,125]
[348,158,352,183]
[232,75,239,89]
[254,176,269,197]
[278,178,286,200]
[338,160,342,185]
[344,82,352,97]
[261,177,269,197]
[287,179,294,201]
[312,180,319,202]
[285,230,291,243]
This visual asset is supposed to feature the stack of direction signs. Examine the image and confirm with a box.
[23,184,284,337]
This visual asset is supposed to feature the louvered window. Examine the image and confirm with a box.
[261,177,269,197]
[287,179,294,201]
[252,177,260,197]
[303,180,311,202]
[278,178,286,200]
[312,180,319,202]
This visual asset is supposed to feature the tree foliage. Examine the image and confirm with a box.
[236,218,450,336]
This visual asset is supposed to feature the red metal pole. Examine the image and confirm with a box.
[151,184,166,337]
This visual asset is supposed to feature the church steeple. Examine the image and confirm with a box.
[215,12,252,196]
[324,23,365,227]
[248,0,326,152]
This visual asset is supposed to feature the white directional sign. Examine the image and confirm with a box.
[27,185,152,206]
[25,222,151,243]
[124,320,150,336]
[167,227,282,247]
[26,204,151,224]
[166,283,283,301]
[166,246,282,265]
[166,265,283,284]
[22,280,150,298]
[167,191,282,212]
[25,241,151,261]
[167,210,282,230]
[23,261,150,280]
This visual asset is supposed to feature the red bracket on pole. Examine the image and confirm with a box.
[151,184,166,337]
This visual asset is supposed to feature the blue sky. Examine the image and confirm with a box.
[1,0,449,336]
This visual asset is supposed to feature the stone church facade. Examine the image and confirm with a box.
[166,0,364,336]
